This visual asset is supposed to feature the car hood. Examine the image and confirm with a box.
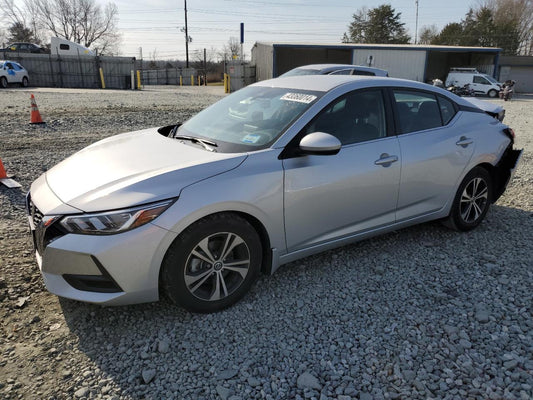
[42,128,247,212]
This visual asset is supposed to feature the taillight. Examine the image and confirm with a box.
[503,128,515,143]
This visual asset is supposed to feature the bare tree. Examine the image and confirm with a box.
[0,0,43,43]
[36,0,120,53]
[418,25,439,44]
[489,0,533,55]
[1,0,120,53]
[0,27,7,46]
[218,37,241,61]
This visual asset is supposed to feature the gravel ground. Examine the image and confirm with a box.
[0,86,531,400]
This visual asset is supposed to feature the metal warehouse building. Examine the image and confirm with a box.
[499,55,533,93]
[251,42,502,83]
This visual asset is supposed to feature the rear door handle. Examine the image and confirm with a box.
[374,154,398,167]
[456,136,473,147]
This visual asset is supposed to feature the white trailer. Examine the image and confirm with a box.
[50,37,95,56]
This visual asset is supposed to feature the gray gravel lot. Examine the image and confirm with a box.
[0,86,532,400]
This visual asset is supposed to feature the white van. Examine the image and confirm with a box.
[50,37,95,56]
[445,68,501,98]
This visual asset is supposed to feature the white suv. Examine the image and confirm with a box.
[0,60,29,88]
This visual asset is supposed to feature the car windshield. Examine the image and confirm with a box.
[178,85,323,152]
[280,68,323,77]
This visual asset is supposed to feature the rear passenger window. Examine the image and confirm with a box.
[329,69,352,75]
[437,96,456,125]
[394,90,442,133]
[353,70,375,76]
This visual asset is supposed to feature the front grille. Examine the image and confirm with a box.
[26,194,66,254]
[30,200,44,227]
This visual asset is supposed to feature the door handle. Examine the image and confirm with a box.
[456,136,473,148]
[374,154,398,167]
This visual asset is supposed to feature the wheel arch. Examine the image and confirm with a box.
[157,210,273,288]
[472,162,500,202]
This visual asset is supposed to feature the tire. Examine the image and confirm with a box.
[487,89,498,98]
[161,213,262,313]
[21,76,28,87]
[0,77,7,89]
[444,167,492,231]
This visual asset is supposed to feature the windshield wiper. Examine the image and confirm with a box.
[173,134,218,152]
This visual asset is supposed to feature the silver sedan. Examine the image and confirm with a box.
[27,76,522,312]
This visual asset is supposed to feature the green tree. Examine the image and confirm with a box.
[431,22,465,46]
[431,6,521,55]
[343,4,410,44]
[7,21,37,43]
[490,0,531,55]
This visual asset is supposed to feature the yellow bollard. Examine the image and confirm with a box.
[191,75,194,86]
[198,75,201,86]
[224,74,231,94]
[180,76,183,86]
[136,70,141,89]
[99,67,106,89]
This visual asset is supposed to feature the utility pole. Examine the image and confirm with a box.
[203,48,207,85]
[415,0,419,45]
[184,0,189,68]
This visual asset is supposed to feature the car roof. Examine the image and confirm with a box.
[254,75,403,92]
[0,60,23,65]
[287,64,388,75]
[253,75,477,108]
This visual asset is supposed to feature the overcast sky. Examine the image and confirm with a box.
[8,0,475,60]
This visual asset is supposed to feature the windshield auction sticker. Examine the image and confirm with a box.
[280,93,317,104]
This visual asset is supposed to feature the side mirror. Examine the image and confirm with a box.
[299,132,341,156]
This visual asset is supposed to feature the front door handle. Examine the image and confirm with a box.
[374,153,398,167]
[456,136,473,148]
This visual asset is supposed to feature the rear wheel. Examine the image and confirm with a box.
[161,213,262,313]
[444,167,492,231]
[21,76,28,87]
[487,89,498,98]
[0,77,7,88]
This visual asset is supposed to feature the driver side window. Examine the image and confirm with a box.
[305,89,387,145]
[473,76,489,85]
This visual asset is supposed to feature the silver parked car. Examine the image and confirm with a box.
[280,64,389,77]
[27,76,522,312]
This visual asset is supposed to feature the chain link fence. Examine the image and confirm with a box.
[0,52,136,89]
[140,67,198,86]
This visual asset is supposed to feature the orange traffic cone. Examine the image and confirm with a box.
[0,159,7,179]
[0,158,21,188]
[30,94,45,124]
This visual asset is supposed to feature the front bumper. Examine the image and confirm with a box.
[27,194,176,305]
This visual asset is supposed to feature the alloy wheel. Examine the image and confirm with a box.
[459,177,488,223]
[184,232,251,301]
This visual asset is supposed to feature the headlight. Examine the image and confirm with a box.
[60,200,174,235]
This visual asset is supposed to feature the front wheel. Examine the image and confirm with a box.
[444,167,492,231]
[21,76,28,87]
[0,77,7,88]
[487,89,498,98]
[161,213,262,313]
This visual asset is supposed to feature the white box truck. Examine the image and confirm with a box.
[50,37,95,56]
[445,68,501,98]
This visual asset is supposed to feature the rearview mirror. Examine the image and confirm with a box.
[299,132,341,156]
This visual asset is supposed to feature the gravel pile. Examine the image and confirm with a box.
[0,86,531,400]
